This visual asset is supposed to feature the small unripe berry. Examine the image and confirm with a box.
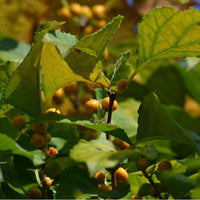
[112,138,130,150]
[98,184,111,192]
[158,160,172,171]
[46,177,54,187]
[101,97,118,111]
[92,4,106,19]
[31,134,45,148]
[115,167,128,182]
[70,3,82,16]
[130,194,142,199]
[29,187,41,199]
[85,99,100,114]
[48,147,58,156]
[117,79,128,92]
[94,170,106,184]
[12,115,26,128]
[136,158,149,170]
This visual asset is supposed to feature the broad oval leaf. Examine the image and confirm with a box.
[136,7,200,71]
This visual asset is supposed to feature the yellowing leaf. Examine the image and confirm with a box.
[136,7,200,71]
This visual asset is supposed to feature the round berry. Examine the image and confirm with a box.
[115,167,128,182]
[97,20,106,29]
[94,170,106,184]
[31,134,45,148]
[98,184,111,192]
[158,160,172,171]
[32,123,49,134]
[58,7,71,19]
[70,3,82,16]
[92,4,106,19]
[117,79,128,92]
[81,5,93,19]
[63,82,78,95]
[101,97,118,111]
[85,99,100,114]
[29,187,41,199]
[136,158,149,170]
[12,115,26,128]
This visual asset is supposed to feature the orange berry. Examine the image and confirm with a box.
[80,93,93,105]
[46,177,54,187]
[136,158,149,170]
[84,25,95,34]
[94,170,106,184]
[29,187,41,199]
[52,88,64,104]
[112,138,130,150]
[98,184,111,192]
[46,107,61,114]
[115,167,128,182]
[85,99,100,114]
[130,194,142,199]
[12,115,26,128]
[117,79,128,92]
[81,5,93,19]
[63,82,78,95]
[158,160,172,171]
[92,4,106,19]
[70,3,82,16]
[101,97,118,111]
[58,7,71,19]
[31,134,45,148]
[48,147,58,156]
[97,19,106,29]
[32,123,49,134]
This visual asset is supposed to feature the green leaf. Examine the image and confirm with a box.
[0,133,45,166]
[4,21,62,116]
[157,171,195,199]
[75,15,123,58]
[111,51,131,82]
[0,36,30,63]
[43,29,78,58]
[137,7,200,71]
[0,117,20,140]
[137,93,197,156]
[70,139,134,176]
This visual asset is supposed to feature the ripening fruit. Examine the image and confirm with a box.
[58,7,71,19]
[84,83,102,93]
[115,167,128,182]
[29,187,41,199]
[149,187,157,197]
[31,134,45,148]
[70,3,82,16]
[94,170,106,184]
[48,147,58,156]
[85,99,100,114]
[46,177,54,187]
[12,114,26,128]
[81,5,93,19]
[136,158,149,170]
[130,194,142,199]
[101,97,118,111]
[117,79,128,92]
[84,25,95,34]
[63,82,78,95]
[97,19,106,29]
[52,88,64,104]
[112,138,130,150]
[46,107,61,114]
[92,4,106,19]
[158,160,172,171]
[98,184,111,192]
[32,123,49,134]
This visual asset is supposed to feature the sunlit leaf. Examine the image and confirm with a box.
[137,7,200,71]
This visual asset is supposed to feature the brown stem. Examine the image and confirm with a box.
[42,164,47,199]
[106,90,116,140]
[111,170,117,188]
[142,170,163,199]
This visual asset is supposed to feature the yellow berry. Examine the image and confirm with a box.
[70,3,82,16]
[81,5,93,19]
[115,167,128,182]
[97,19,106,29]
[101,97,118,111]
[58,7,71,19]
[94,170,106,184]
[46,107,61,114]
[92,4,106,19]
[46,177,54,187]
[84,25,95,34]
[85,99,100,114]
